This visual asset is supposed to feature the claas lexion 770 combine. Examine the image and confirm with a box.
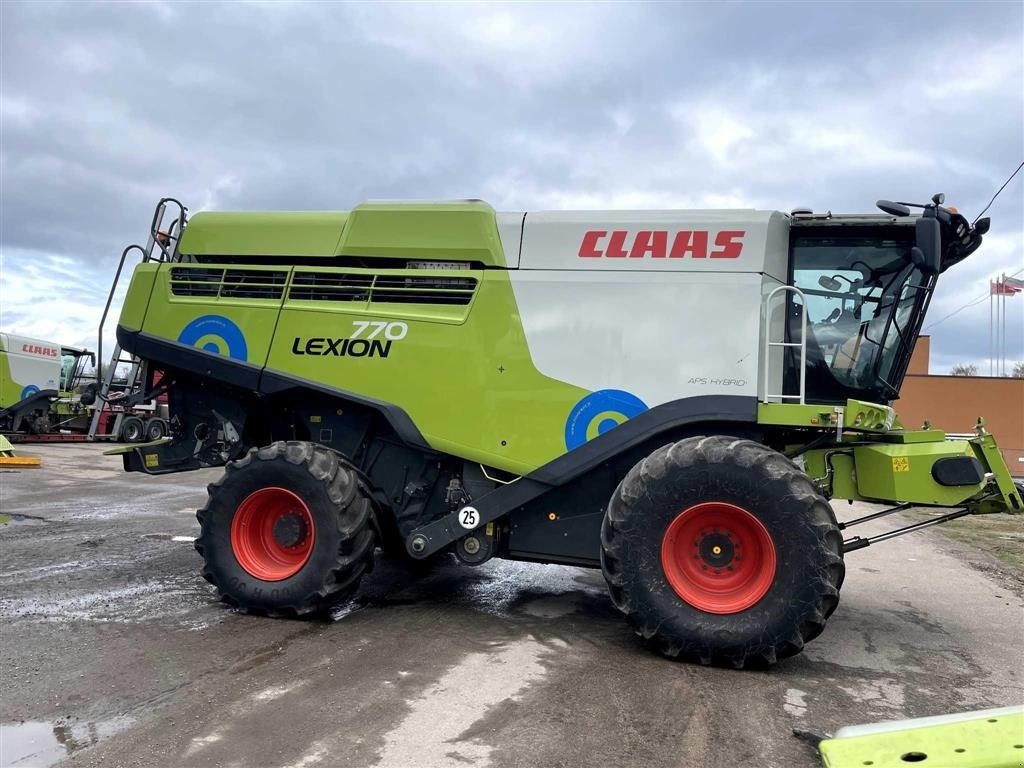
[102,194,1020,666]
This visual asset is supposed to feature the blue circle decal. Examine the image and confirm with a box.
[564,389,648,450]
[20,384,41,400]
[177,315,248,362]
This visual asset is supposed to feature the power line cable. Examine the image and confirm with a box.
[922,267,1024,332]
[973,160,1024,224]
[923,293,990,331]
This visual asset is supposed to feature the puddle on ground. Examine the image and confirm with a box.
[0,716,134,767]
[0,514,47,526]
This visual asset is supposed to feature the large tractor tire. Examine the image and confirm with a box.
[600,435,844,667]
[195,441,377,616]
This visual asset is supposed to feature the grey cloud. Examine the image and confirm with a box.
[1,0,1022,370]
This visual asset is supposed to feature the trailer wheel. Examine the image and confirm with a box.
[600,435,844,667]
[144,418,167,441]
[119,416,144,443]
[195,441,377,616]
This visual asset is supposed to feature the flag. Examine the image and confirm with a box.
[991,279,1022,295]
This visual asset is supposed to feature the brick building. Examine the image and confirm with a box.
[896,336,1024,475]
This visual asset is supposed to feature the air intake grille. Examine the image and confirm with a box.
[170,267,287,300]
[289,272,477,306]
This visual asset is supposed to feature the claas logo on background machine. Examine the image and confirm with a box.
[578,229,745,259]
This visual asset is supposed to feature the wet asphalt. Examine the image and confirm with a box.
[0,443,1022,768]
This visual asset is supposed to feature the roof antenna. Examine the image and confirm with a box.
[973,160,1024,224]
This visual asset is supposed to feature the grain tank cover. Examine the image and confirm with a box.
[335,200,507,266]
[178,211,350,258]
[177,201,510,266]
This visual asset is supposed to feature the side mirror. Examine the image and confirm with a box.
[932,192,945,205]
[974,217,991,235]
[913,217,942,275]
[877,200,911,217]
[818,275,843,291]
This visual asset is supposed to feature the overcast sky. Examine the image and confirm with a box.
[2,0,1022,375]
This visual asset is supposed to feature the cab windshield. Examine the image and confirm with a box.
[59,351,90,392]
[787,233,933,404]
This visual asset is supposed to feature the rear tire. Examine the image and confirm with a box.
[600,435,844,667]
[195,441,377,616]
[144,417,167,441]
[119,416,144,443]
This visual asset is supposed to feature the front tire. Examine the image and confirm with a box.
[600,435,844,667]
[195,441,377,616]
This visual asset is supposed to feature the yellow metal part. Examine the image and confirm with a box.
[820,706,1024,768]
[0,456,41,468]
[103,437,171,455]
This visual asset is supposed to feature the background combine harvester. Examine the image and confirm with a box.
[99,195,1020,667]
[0,332,167,443]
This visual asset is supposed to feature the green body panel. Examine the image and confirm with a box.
[882,429,946,444]
[119,264,160,331]
[176,202,506,266]
[179,212,349,257]
[336,201,506,266]
[803,450,861,501]
[970,428,1022,514]
[132,259,587,474]
[778,394,1024,512]
[757,400,894,432]
[820,707,1024,768]
[271,267,584,473]
[0,337,18,410]
[152,263,287,368]
[852,440,983,506]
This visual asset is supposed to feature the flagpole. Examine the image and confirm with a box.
[989,282,994,376]
[1000,274,1006,376]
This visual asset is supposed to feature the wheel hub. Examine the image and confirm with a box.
[661,501,777,614]
[697,531,735,569]
[272,512,309,549]
[230,487,316,581]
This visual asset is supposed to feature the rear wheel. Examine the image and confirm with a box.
[195,441,377,616]
[144,417,167,441]
[601,435,844,667]
[119,416,144,443]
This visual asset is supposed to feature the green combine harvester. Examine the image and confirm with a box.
[103,195,1020,667]
[0,333,96,436]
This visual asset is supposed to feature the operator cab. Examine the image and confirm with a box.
[59,347,95,393]
[784,195,988,405]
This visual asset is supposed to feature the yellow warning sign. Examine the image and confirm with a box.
[144,453,159,468]
[892,456,910,473]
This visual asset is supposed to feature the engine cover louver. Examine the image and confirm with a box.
[170,267,288,300]
[288,272,477,306]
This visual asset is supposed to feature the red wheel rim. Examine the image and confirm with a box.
[660,501,776,614]
[230,487,315,581]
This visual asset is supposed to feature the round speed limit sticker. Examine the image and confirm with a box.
[458,506,480,530]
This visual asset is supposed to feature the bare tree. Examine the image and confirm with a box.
[1010,361,1024,379]
[950,363,978,376]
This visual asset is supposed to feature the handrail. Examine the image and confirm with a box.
[88,198,188,439]
[96,244,147,388]
[761,285,807,404]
